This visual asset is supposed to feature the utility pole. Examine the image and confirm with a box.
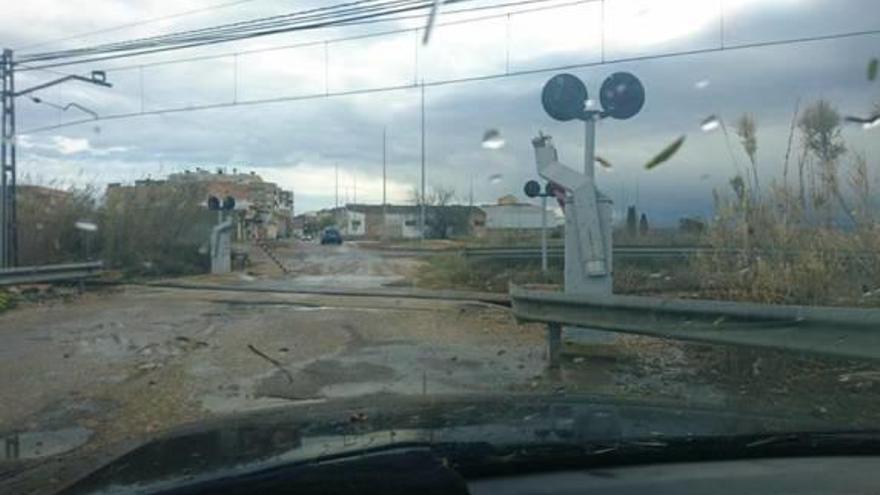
[468,175,474,208]
[353,173,357,204]
[419,81,426,241]
[0,49,111,268]
[382,126,387,242]
[334,162,339,209]
[1,49,16,268]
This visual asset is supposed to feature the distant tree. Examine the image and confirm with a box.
[626,206,638,237]
[798,99,852,224]
[678,217,705,234]
[319,214,336,230]
[638,213,649,236]
[409,185,461,238]
[427,186,459,239]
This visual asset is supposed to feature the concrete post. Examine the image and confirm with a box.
[211,219,233,274]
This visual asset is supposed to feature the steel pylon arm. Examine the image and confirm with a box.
[13,73,111,98]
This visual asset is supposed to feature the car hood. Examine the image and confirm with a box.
[48,391,840,494]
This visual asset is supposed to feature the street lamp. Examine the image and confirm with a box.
[28,96,99,120]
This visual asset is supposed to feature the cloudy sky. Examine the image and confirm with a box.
[3,0,879,223]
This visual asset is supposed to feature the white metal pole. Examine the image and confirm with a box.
[419,81,426,240]
[584,116,596,179]
[382,126,387,241]
[541,194,548,274]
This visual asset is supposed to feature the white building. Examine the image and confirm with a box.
[338,208,366,237]
[481,195,563,230]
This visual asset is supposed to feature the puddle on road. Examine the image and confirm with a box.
[1,426,92,462]
[251,342,546,404]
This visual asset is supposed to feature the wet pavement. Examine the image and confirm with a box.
[0,241,549,493]
[2,240,879,494]
[256,240,420,289]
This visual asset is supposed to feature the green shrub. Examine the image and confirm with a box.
[17,183,98,265]
[100,182,214,276]
[0,289,13,313]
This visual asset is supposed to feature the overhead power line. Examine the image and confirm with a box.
[18,0,579,74]
[30,0,394,59]
[18,0,467,66]
[20,26,880,135]
[19,0,387,61]
[14,0,265,52]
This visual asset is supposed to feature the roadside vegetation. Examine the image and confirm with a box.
[415,255,561,293]
[419,99,879,307]
[415,255,693,295]
[696,100,880,307]
[16,180,214,277]
[0,288,12,313]
[18,181,98,266]
[100,182,213,276]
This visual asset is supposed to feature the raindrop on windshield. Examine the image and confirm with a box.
[74,221,98,232]
[481,129,505,150]
[93,126,101,135]
[700,115,720,132]
[644,135,686,170]
[694,79,710,90]
[488,173,503,184]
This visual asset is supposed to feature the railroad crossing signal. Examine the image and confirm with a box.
[207,196,236,211]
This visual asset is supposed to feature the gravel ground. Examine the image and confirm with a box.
[2,240,879,494]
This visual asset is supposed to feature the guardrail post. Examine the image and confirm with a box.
[547,322,562,368]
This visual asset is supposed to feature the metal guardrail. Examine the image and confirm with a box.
[0,261,104,286]
[509,286,880,364]
[462,246,715,260]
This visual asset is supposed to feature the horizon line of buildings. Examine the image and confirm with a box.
[294,194,565,240]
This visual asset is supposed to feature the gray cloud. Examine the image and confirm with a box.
[8,1,880,219]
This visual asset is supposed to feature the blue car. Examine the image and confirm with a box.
[320,228,343,245]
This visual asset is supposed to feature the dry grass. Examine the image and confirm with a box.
[415,255,561,293]
[100,182,214,275]
[17,182,98,265]
[695,102,880,307]
[16,180,214,276]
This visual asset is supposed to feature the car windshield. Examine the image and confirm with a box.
[2,0,880,492]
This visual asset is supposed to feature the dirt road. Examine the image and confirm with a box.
[3,240,878,494]
[0,241,551,492]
